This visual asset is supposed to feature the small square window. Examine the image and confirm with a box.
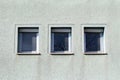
[84,27,106,54]
[18,27,39,54]
[51,27,72,54]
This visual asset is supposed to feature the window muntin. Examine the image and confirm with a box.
[18,27,39,53]
[84,27,104,52]
[51,27,71,52]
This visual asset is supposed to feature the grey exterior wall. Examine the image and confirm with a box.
[0,0,120,80]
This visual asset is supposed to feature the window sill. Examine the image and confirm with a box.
[51,51,74,55]
[84,52,107,55]
[17,52,40,55]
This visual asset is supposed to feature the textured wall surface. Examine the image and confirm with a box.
[0,0,120,80]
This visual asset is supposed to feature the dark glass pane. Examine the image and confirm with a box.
[85,32,101,52]
[18,32,37,52]
[53,32,69,51]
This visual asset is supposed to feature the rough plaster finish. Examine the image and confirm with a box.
[0,0,119,80]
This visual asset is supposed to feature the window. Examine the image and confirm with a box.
[51,27,72,54]
[84,27,106,54]
[18,27,39,54]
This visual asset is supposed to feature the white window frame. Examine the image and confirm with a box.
[82,24,107,54]
[15,24,41,55]
[49,24,74,54]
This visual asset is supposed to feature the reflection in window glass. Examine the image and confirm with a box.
[85,32,101,52]
[53,32,68,51]
[18,33,37,52]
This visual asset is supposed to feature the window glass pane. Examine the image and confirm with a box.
[53,32,69,52]
[18,32,37,52]
[85,32,101,52]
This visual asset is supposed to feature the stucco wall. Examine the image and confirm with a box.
[0,0,120,80]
